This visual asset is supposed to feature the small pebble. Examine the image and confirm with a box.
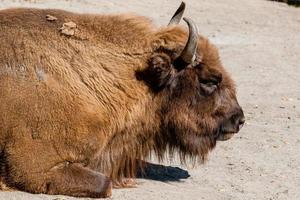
[281,97,293,101]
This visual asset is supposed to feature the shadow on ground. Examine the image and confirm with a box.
[137,162,190,182]
[270,0,300,6]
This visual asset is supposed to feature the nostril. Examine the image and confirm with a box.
[238,116,245,131]
[239,117,245,125]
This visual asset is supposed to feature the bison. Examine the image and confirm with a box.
[0,2,245,198]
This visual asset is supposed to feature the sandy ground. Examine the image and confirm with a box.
[0,0,300,199]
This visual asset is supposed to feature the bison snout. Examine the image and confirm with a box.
[217,108,245,141]
[228,108,245,133]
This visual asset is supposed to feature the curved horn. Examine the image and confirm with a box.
[168,2,186,25]
[180,17,199,64]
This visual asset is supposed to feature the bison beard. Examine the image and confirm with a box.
[0,2,244,198]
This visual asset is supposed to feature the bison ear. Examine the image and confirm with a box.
[136,53,175,92]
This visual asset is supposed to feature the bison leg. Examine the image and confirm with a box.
[7,161,112,198]
[4,141,112,198]
[8,161,112,198]
[45,162,112,198]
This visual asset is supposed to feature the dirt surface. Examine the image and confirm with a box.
[0,0,300,199]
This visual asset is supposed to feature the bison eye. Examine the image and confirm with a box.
[199,79,220,96]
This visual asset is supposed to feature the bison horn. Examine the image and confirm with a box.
[168,2,186,25]
[179,17,199,64]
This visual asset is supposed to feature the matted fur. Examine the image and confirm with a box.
[0,8,242,197]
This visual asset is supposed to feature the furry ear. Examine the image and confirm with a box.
[136,53,175,92]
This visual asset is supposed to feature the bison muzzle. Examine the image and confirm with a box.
[0,2,244,198]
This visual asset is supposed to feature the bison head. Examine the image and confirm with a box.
[138,4,245,161]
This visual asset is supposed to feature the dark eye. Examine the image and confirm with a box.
[204,80,219,87]
[199,78,221,96]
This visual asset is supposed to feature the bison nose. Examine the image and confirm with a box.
[221,108,245,134]
[227,108,245,133]
[238,115,245,131]
[236,109,245,132]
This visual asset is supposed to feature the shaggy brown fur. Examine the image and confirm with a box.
[0,8,244,198]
